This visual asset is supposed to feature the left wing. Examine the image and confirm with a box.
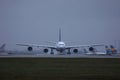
[65,44,104,49]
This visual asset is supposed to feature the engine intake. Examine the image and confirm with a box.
[43,49,49,53]
[28,47,33,51]
[73,49,78,53]
[89,47,94,52]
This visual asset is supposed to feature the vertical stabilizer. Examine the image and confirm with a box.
[0,44,6,49]
[59,28,61,41]
[0,44,6,52]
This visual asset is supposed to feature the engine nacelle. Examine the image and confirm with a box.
[73,49,78,53]
[89,47,94,52]
[28,47,33,51]
[43,49,49,53]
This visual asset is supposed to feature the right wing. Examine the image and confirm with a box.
[16,44,56,49]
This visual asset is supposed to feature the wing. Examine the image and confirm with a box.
[16,44,56,49]
[65,44,104,49]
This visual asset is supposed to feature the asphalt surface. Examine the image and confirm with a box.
[0,53,120,58]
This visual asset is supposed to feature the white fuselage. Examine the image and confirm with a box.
[56,41,66,52]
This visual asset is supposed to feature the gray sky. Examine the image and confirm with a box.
[0,0,120,49]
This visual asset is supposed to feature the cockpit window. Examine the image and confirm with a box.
[57,42,65,47]
[60,44,64,45]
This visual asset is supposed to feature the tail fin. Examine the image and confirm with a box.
[0,44,6,50]
[59,28,61,41]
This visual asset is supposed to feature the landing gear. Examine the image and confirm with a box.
[67,49,71,54]
[50,49,54,54]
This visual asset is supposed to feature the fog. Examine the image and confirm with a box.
[0,0,120,50]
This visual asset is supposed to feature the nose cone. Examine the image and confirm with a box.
[57,41,65,47]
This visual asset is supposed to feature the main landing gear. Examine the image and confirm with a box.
[50,49,54,54]
[67,49,71,54]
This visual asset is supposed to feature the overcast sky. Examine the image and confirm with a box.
[0,0,120,49]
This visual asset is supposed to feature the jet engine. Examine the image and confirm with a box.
[73,49,78,53]
[89,47,94,52]
[27,47,33,51]
[43,49,49,53]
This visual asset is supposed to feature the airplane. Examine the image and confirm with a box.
[0,44,6,52]
[16,28,104,54]
[0,43,9,55]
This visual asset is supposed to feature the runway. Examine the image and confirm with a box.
[0,53,120,58]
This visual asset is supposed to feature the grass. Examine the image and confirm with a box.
[0,58,120,80]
